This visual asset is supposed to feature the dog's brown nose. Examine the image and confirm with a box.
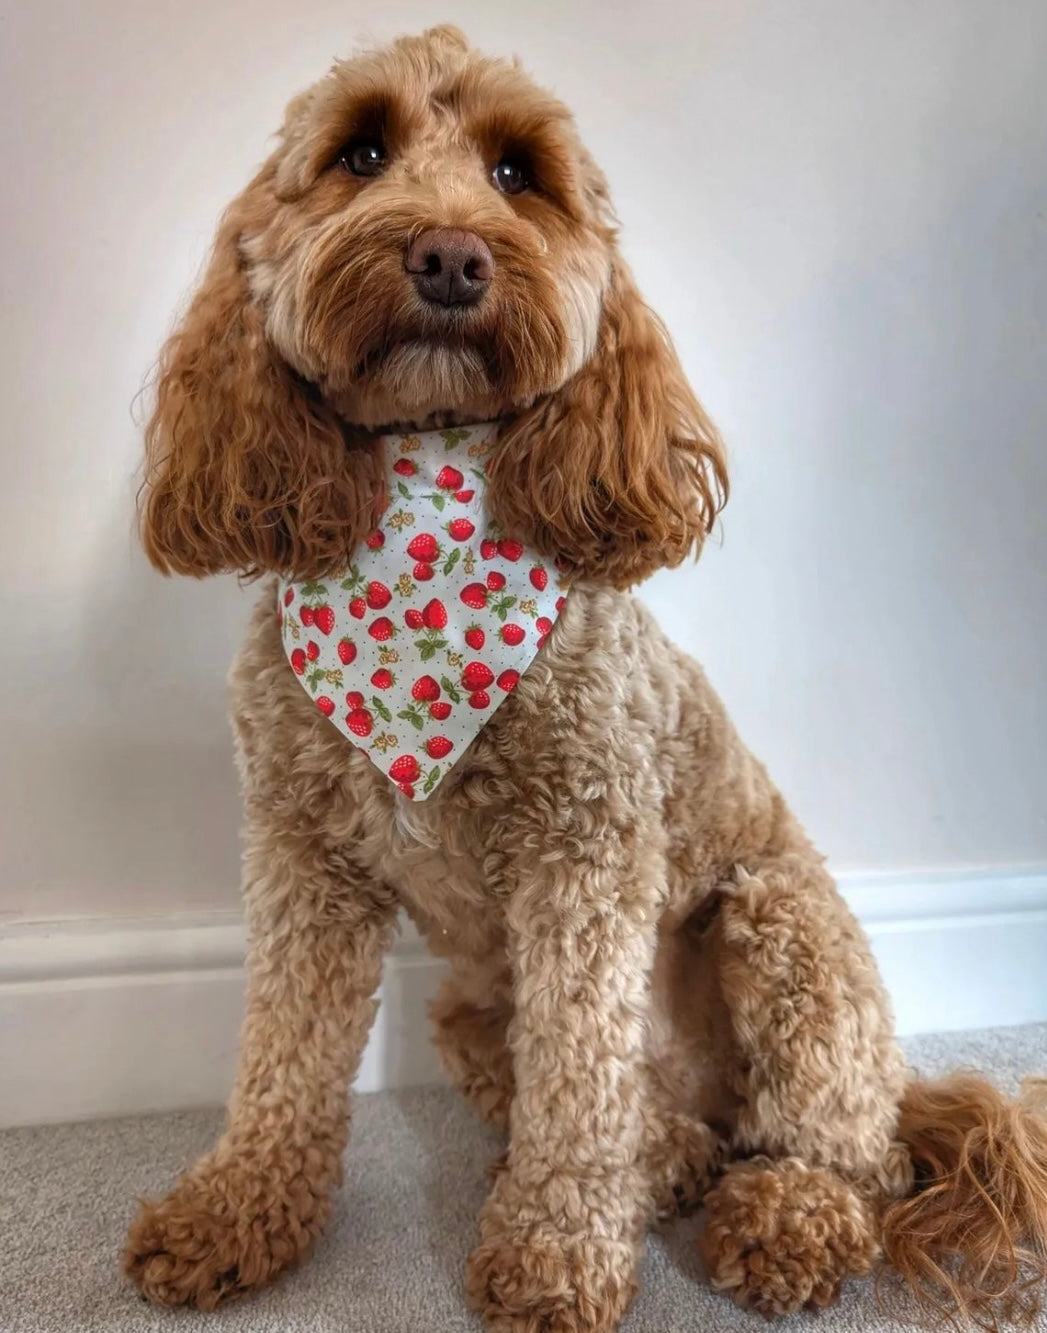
[406,228,494,307]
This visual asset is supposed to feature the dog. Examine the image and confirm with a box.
[124,25,1047,1330]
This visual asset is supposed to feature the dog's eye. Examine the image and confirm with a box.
[340,142,387,177]
[492,157,530,195]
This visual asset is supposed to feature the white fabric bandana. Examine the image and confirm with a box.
[277,423,568,800]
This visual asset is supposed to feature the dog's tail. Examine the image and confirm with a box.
[881,1072,1047,1329]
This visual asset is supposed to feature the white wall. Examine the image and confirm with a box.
[2,0,1045,925]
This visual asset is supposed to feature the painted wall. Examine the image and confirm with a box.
[2,0,1045,923]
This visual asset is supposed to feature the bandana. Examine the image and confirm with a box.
[277,423,567,800]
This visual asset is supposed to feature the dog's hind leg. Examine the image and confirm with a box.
[698,849,910,1315]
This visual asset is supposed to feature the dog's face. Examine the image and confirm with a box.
[142,26,727,588]
[249,26,612,427]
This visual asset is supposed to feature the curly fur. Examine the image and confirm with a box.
[881,1075,1047,1329]
[126,25,1047,1332]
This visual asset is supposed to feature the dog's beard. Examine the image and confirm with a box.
[327,304,562,425]
[366,339,494,409]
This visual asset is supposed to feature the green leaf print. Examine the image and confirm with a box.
[440,428,470,449]
[442,548,461,576]
[371,696,392,723]
[397,709,425,732]
[423,765,442,793]
[397,481,410,499]
[440,675,462,704]
[300,581,328,599]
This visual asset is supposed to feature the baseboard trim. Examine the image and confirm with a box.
[3,867,1046,1128]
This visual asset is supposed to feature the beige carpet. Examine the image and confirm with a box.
[2,1023,1046,1332]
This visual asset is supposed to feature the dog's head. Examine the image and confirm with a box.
[142,25,727,588]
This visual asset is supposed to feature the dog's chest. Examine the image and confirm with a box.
[386,832,503,960]
[376,799,506,959]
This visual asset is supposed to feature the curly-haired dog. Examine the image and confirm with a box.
[125,25,1047,1331]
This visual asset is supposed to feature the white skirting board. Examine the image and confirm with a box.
[2,866,1046,1129]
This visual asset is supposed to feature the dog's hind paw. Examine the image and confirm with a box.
[700,1158,878,1316]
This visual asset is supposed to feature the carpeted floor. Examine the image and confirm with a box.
[2,1023,1045,1333]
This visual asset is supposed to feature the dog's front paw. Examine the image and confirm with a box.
[123,1151,333,1308]
[467,1230,637,1333]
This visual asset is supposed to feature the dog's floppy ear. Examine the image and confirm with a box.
[140,183,384,580]
[486,259,727,588]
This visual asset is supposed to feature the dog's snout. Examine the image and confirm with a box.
[406,228,494,307]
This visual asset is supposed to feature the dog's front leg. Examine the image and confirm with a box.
[467,823,662,1333]
[124,818,397,1308]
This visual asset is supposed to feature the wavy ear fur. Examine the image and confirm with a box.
[486,260,727,587]
[140,188,385,580]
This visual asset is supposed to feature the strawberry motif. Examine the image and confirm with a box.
[279,422,568,805]
[461,662,494,692]
[368,617,396,641]
[461,582,488,609]
[389,755,421,784]
[556,596,567,613]
[346,707,373,737]
[435,465,463,490]
[411,675,441,702]
[446,517,475,542]
[422,599,448,630]
[407,533,440,562]
[313,605,335,636]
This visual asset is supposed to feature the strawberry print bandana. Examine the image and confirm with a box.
[277,423,568,800]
